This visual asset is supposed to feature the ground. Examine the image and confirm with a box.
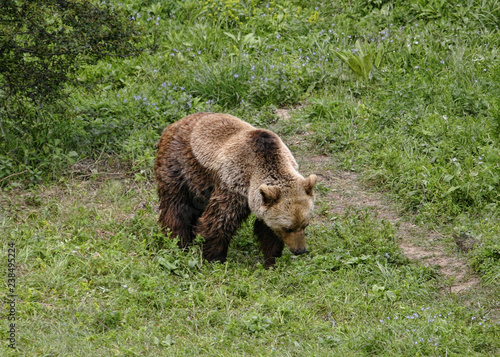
[277,108,479,294]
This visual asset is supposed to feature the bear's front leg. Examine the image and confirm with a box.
[194,188,250,263]
[254,219,284,268]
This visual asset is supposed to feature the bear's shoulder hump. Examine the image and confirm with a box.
[249,129,281,154]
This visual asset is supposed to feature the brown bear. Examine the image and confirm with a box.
[155,112,316,267]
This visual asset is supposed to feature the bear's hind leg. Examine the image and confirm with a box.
[158,181,199,248]
[194,188,250,263]
[254,219,284,268]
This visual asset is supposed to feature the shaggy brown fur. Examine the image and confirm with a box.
[155,112,316,267]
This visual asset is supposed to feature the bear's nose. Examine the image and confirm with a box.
[292,247,307,255]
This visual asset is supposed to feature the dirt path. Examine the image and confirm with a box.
[277,110,479,293]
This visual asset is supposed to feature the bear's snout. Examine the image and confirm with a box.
[281,230,307,256]
[290,247,307,255]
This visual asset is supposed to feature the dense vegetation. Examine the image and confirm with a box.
[1,0,499,355]
[0,0,139,182]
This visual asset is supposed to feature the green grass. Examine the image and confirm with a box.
[1,0,500,355]
[1,178,498,355]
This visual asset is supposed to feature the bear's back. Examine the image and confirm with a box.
[161,113,300,193]
[190,113,297,171]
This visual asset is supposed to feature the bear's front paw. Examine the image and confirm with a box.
[264,256,277,269]
[203,245,228,264]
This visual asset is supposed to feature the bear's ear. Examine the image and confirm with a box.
[259,184,281,206]
[303,174,317,196]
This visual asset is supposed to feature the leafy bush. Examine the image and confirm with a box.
[0,0,140,185]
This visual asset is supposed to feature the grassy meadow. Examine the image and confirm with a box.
[1,0,500,355]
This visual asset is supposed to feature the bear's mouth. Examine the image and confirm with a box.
[289,246,307,255]
[280,230,307,256]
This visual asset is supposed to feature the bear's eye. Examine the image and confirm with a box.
[283,227,295,233]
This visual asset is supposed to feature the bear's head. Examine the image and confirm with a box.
[253,174,317,255]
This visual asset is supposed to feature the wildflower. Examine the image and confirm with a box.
[234,74,239,78]
[440,60,445,64]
